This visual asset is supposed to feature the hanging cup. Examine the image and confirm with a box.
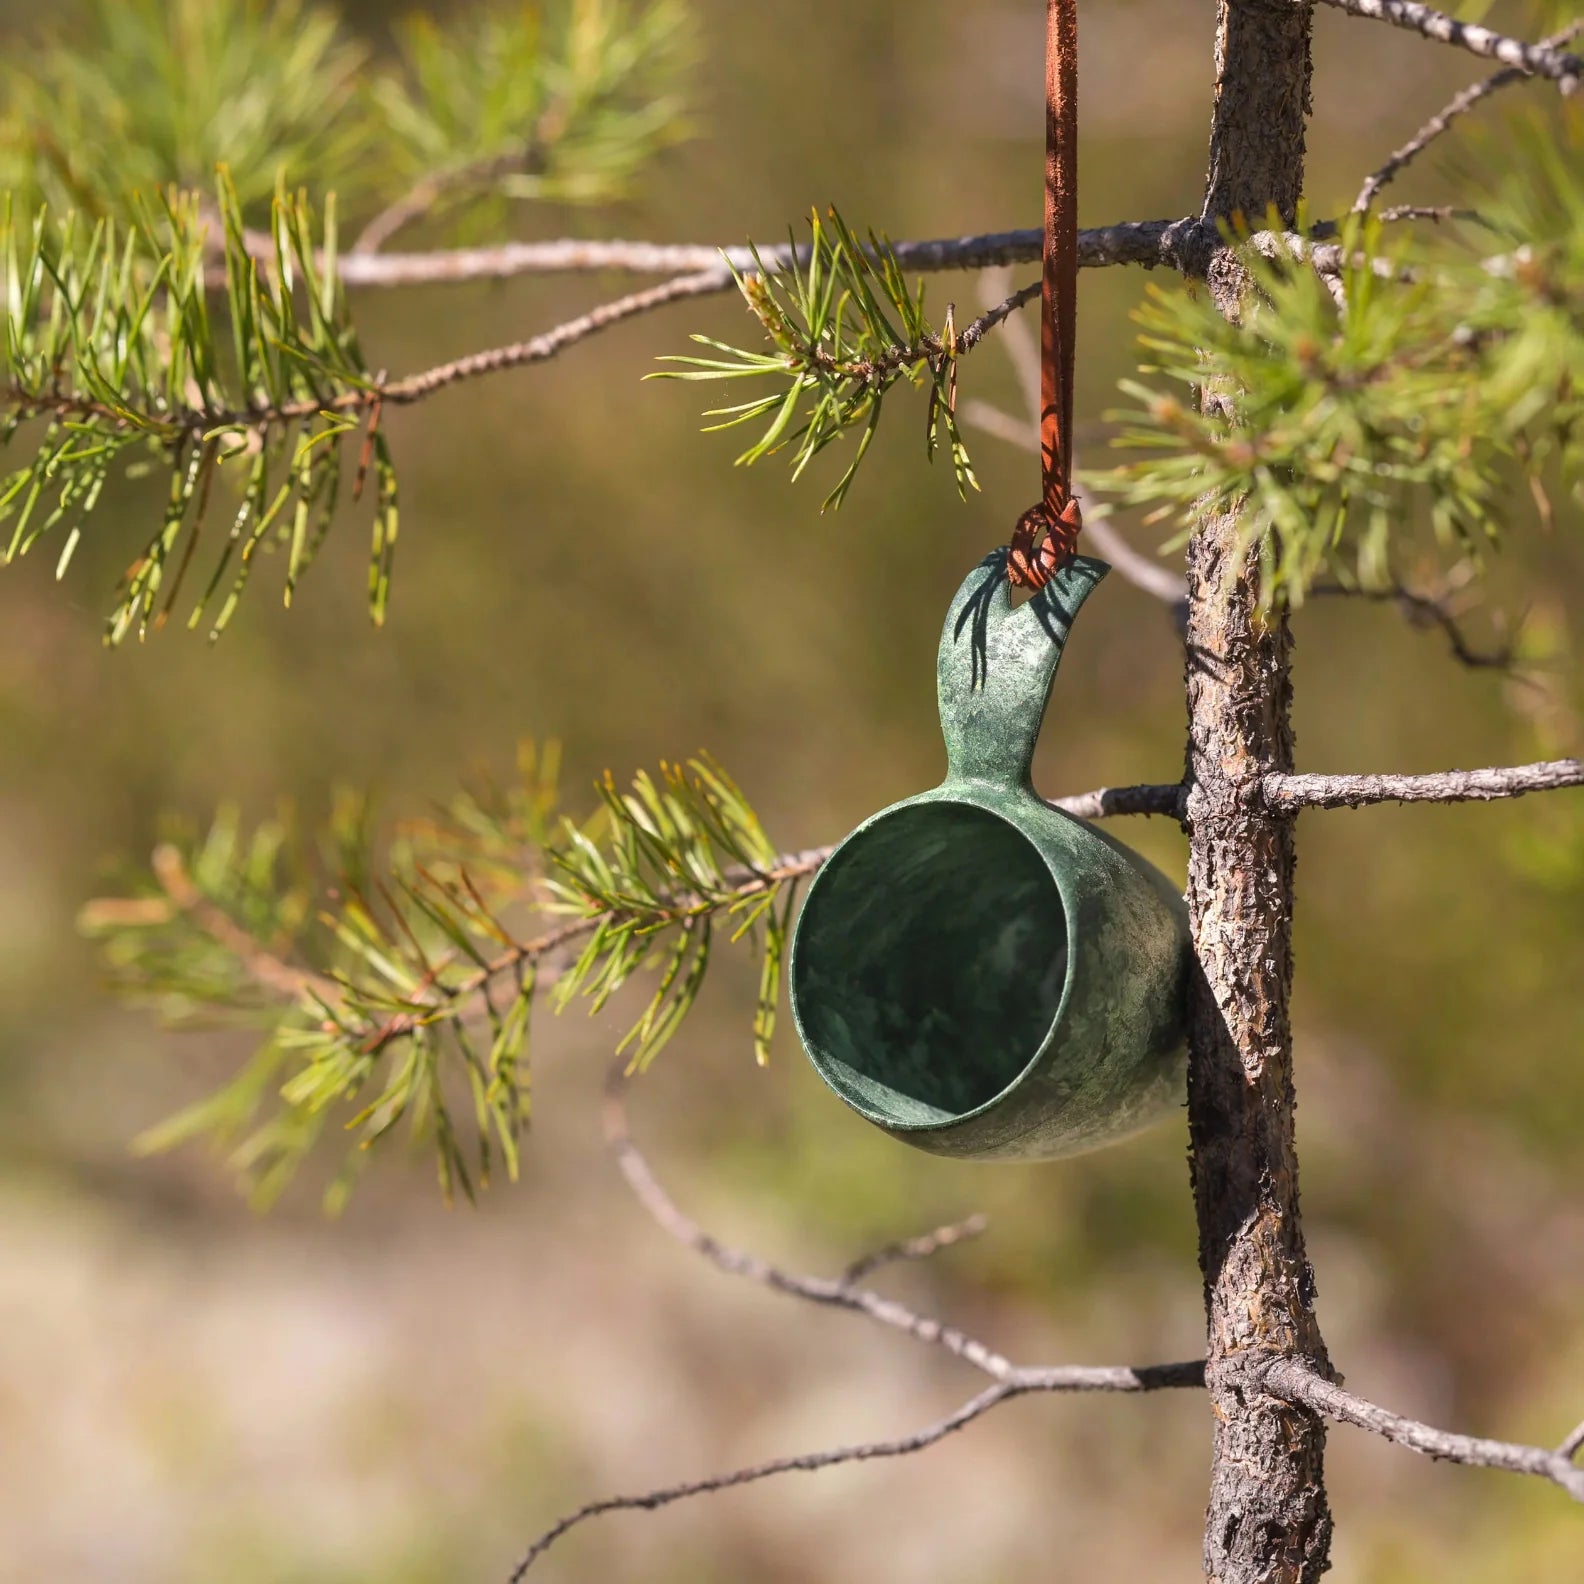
[788,550,1190,1161]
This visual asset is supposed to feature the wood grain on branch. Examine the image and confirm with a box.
[1265,758,1584,811]
[1317,0,1583,91]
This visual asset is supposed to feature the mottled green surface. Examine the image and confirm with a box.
[790,552,1190,1160]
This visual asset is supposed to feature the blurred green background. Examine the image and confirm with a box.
[1,2,1582,1580]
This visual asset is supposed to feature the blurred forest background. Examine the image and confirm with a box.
[1,1,1581,1580]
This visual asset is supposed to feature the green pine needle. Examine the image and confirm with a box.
[653,208,981,512]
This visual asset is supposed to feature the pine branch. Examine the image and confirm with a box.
[3,0,693,249]
[1317,0,1583,90]
[0,0,369,224]
[1352,21,1584,214]
[149,843,340,1007]
[1106,132,1584,607]
[1264,758,1584,810]
[358,0,693,254]
[84,760,1179,1207]
[1,177,395,642]
[1261,1357,1584,1502]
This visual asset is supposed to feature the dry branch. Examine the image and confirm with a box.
[505,1382,1025,1581]
[1266,758,1584,811]
[329,217,1217,292]
[1307,576,1519,672]
[1318,0,1583,90]
[499,1071,1203,1576]
[1262,1357,1584,1502]
[842,1215,990,1285]
[1352,21,1584,212]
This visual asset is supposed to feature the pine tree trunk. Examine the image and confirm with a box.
[1187,5,1334,1581]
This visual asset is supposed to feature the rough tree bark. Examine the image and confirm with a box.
[1187,4,1334,1581]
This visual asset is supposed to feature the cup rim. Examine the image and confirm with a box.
[788,783,1077,1135]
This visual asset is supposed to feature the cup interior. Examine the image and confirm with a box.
[792,801,1068,1127]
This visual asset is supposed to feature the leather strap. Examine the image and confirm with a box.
[1009,0,1083,591]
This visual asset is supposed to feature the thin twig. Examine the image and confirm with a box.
[602,1070,1014,1380]
[1261,1357,1584,1502]
[15,276,1042,446]
[496,1072,1203,1577]
[842,1215,991,1285]
[1263,758,1584,811]
[601,1068,1204,1393]
[1558,1418,1584,1461]
[1307,575,1518,672]
[1309,205,1480,239]
[1317,0,1583,91]
[505,1382,1025,1580]
[1352,21,1584,213]
[353,149,533,256]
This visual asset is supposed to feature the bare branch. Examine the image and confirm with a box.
[957,281,1041,351]
[1559,1418,1584,1461]
[1049,784,1187,821]
[1317,0,1583,91]
[1261,1357,1584,1502]
[602,1067,1203,1391]
[326,217,1217,292]
[1308,205,1479,239]
[500,1071,1205,1578]
[504,1382,1024,1580]
[1352,21,1584,213]
[1263,758,1584,812]
[842,1215,991,1285]
[602,1069,1017,1379]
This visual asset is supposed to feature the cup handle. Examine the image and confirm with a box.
[936,549,1110,788]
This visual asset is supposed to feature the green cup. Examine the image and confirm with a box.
[788,550,1189,1161]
